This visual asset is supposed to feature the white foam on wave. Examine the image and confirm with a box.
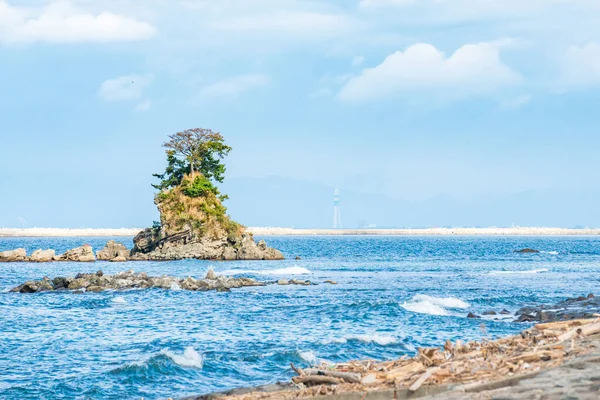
[326,334,397,346]
[170,282,182,290]
[111,296,127,304]
[298,350,328,366]
[402,294,470,316]
[222,266,311,276]
[489,268,549,275]
[540,251,559,255]
[161,346,204,368]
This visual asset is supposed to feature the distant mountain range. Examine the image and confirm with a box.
[221,176,599,229]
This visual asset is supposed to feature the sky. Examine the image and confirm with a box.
[0,0,599,228]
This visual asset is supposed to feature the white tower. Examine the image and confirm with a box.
[333,189,342,229]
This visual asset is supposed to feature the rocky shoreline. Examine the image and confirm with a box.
[9,268,334,294]
[0,237,284,263]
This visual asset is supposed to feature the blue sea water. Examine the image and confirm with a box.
[1,235,599,400]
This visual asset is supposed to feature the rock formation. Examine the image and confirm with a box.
[131,174,283,261]
[54,245,96,262]
[30,249,56,262]
[10,269,266,293]
[96,241,130,261]
[0,248,27,262]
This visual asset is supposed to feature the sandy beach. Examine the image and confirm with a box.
[0,228,142,237]
[1,227,599,237]
[248,227,600,236]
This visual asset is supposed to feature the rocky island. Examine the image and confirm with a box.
[0,128,283,262]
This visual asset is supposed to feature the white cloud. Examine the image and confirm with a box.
[0,1,156,44]
[207,10,354,41]
[134,99,153,112]
[99,75,153,102]
[352,56,365,66]
[338,42,521,102]
[560,42,600,88]
[500,94,533,109]
[198,74,269,100]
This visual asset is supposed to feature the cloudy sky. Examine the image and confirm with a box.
[1,0,599,227]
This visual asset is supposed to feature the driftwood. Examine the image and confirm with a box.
[535,318,598,331]
[557,321,600,342]
[269,318,600,400]
[291,375,341,385]
[303,368,362,383]
[409,367,438,392]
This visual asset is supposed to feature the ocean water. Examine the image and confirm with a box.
[1,235,599,399]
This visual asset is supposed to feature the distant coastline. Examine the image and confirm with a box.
[1,226,599,237]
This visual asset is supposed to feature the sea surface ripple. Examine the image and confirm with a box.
[1,235,599,399]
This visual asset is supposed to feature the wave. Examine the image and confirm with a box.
[298,350,320,365]
[111,296,127,304]
[540,251,559,255]
[489,268,549,275]
[221,266,311,276]
[326,334,397,346]
[402,294,470,316]
[160,347,204,368]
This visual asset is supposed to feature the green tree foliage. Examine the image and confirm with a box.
[160,128,231,184]
[152,150,189,190]
[182,175,217,198]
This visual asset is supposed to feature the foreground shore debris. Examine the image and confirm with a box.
[194,314,600,400]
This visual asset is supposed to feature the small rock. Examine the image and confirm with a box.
[514,248,540,254]
[467,312,481,319]
[96,240,130,261]
[482,310,497,315]
[277,279,289,285]
[588,294,595,299]
[295,256,301,260]
[205,268,217,280]
[324,280,338,285]
[500,309,511,315]
[96,270,104,277]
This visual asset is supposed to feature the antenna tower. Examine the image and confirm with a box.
[333,189,342,229]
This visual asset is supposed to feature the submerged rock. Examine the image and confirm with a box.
[97,241,130,261]
[467,312,481,319]
[10,270,266,294]
[515,294,600,323]
[514,248,540,254]
[0,248,27,262]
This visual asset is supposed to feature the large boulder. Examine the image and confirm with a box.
[0,248,27,262]
[96,241,130,261]
[55,245,96,262]
[30,249,56,263]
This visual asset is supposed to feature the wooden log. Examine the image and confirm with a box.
[409,367,438,392]
[385,361,424,381]
[302,369,362,383]
[534,318,599,331]
[556,321,600,342]
[290,362,305,376]
[291,375,341,385]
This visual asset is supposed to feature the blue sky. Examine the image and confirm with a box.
[1,0,599,228]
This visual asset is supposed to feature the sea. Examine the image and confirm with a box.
[1,235,599,399]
